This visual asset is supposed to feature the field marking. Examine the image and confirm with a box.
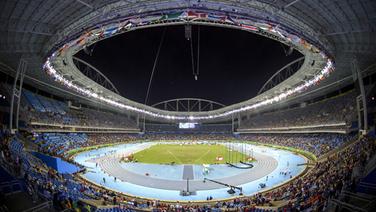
[134,144,246,164]
[194,149,211,163]
[167,150,182,164]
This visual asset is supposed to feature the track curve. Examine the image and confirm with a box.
[96,149,278,191]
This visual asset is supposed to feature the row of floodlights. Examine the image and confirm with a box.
[43,10,335,121]
[44,56,334,121]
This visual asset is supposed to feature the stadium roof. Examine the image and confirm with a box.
[0,0,375,122]
[74,25,304,106]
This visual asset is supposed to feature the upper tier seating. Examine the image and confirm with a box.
[239,91,357,131]
[23,90,47,113]
[239,133,356,156]
[18,88,139,130]
[32,133,88,156]
[29,133,139,157]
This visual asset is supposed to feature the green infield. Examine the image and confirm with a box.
[131,143,252,165]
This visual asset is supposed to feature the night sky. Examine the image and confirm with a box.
[76,25,302,106]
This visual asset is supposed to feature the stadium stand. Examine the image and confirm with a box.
[28,133,138,157]
[1,81,376,211]
[1,1,375,211]
[239,91,357,133]
[13,86,140,132]
[33,133,88,156]
[1,80,375,211]
[239,134,356,156]
[145,123,233,134]
[1,132,375,211]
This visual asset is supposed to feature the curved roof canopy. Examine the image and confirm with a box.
[0,0,375,122]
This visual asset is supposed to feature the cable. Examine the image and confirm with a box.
[144,27,166,105]
[190,31,195,80]
[196,25,200,80]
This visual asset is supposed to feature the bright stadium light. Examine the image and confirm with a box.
[43,9,335,121]
[44,56,333,121]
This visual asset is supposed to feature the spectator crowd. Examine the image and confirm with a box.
[240,91,357,130]
[2,129,374,212]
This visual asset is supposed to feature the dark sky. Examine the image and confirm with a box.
[76,25,302,106]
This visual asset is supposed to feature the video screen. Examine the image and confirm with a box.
[179,122,197,129]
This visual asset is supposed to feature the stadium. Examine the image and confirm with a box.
[0,0,375,211]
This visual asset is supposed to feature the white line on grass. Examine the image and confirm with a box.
[167,150,182,164]
[194,149,211,164]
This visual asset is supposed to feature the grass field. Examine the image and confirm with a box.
[132,144,251,165]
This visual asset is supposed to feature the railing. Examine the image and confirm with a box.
[0,162,24,195]
[238,122,347,131]
[357,182,376,195]
[363,199,376,211]
[237,129,347,134]
[328,199,368,212]
[0,180,23,196]
[340,190,375,202]
[32,129,140,134]
[29,122,139,131]
[364,153,376,177]
[22,201,53,212]
[328,190,376,212]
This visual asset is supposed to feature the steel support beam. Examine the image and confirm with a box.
[9,59,27,132]
[0,18,55,36]
[323,29,370,36]
[238,114,241,129]
[352,58,368,133]
[356,96,363,133]
[231,115,235,133]
[76,0,94,9]
[73,57,120,94]
[258,57,305,95]
[2,29,53,36]
[0,49,40,54]
[284,0,301,9]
